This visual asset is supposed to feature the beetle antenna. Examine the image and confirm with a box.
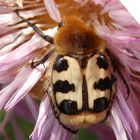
[15,10,54,44]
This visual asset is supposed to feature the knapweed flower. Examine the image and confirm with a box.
[0,0,140,140]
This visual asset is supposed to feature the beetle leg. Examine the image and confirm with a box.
[31,49,55,68]
[61,124,78,134]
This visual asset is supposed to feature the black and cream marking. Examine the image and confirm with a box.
[96,54,108,70]
[94,77,114,91]
[86,54,114,112]
[52,53,116,117]
[53,56,69,72]
[93,97,110,113]
[53,80,75,93]
[59,100,78,115]
[52,56,83,115]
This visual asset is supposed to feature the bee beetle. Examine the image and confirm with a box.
[16,11,129,133]
[49,17,117,129]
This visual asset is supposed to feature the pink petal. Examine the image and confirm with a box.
[109,105,128,140]
[0,5,12,14]
[109,72,140,140]
[0,67,32,109]
[30,96,51,139]
[49,123,61,140]
[0,27,57,77]
[4,65,47,110]
[14,99,37,123]
[43,0,61,22]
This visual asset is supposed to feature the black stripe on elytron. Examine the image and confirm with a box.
[53,56,69,72]
[96,54,108,70]
[93,97,109,113]
[94,77,113,91]
[53,80,75,93]
[58,100,78,115]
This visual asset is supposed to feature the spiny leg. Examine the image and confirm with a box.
[15,10,54,44]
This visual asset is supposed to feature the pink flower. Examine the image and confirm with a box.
[0,0,140,140]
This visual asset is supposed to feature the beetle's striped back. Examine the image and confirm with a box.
[51,53,116,126]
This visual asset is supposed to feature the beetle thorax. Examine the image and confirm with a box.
[54,17,103,55]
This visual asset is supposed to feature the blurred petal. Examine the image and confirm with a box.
[90,124,116,140]
[24,95,39,121]
[16,0,23,8]
[11,117,25,140]
[0,97,37,140]
[43,0,61,22]
[14,99,38,122]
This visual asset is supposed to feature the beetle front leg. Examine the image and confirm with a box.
[31,49,55,68]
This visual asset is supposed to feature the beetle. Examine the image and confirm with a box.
[15,11,129,133]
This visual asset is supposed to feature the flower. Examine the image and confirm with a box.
[0,0,140,140]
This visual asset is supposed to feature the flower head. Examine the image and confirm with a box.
[0,0,140,140]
